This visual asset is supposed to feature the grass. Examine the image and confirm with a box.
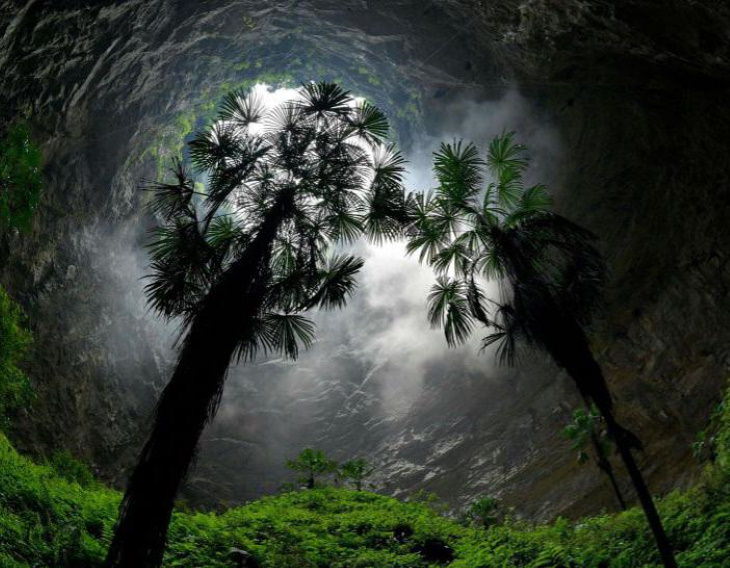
[0,424,728,567]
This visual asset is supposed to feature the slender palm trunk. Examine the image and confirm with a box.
[105,196,290,568]
[591,432,627,510]
[601,408,678,568]
[497,230,677,568]
[556,342,677,568]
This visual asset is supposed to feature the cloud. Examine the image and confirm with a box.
[94,84,562,502]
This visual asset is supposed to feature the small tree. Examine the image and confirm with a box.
[0,120,42,232]
[339,458,374,490]
[286,448,338,489]
[465,495,501,528]
[563,406,627,510]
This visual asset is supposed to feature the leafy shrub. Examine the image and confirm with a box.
[48,450,96,488]
[0,286,32,429]
[0,386,729,567]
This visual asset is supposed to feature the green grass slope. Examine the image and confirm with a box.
[1,383,729,567]
[1,430,728,568]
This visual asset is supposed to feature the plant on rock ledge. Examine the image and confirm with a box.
[0,286,32,429]
[563,405,627,510]
[406,132,678,568]
[105,82,406,568]
[0,120,42,233]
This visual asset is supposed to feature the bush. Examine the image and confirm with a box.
[48,450,96,488]
[0,286,32,429]
[0,389,728,567]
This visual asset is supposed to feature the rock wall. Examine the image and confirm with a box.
[0,0,728,519]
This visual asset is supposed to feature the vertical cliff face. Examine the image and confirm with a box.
[0,0,728,518]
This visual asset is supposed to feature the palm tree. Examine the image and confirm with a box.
[563,405,627,510]
[105,82,406,568]
[406,133,678,568]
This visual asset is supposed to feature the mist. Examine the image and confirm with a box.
[96,84,562,503]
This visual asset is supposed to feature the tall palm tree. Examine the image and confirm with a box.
[406,133,678,568]
[563,405,627,510]
[105,82,406,568]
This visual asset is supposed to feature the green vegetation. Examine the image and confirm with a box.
[0,434,119,567]
[286,449,338,489]
[339,459,375,491]
[46,450,98,489]
[284,450,374,491]
[0,120,42,232]
[405,133,677,566]
[464,496,502,529]
[108,83,407,566]
[0,286,32,429]
[0,420,728,567]
[563,406,627,510]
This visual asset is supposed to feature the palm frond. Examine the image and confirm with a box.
[495,165,524,208]
[481,301,521,365]
[218,88,265,128]
[363,147,406,243]
[205,215,238,249]
[474,247,506,280]
[262,312,316,359]
[143,158,196,221]
[371,143,406,186]
[349,100,390,144]
[486,132,527,180]
[298,82,352,119]
[188,121,240,172]
[325,210,363,243]
[144,257,205,320]
[465,276,490,326]
[431,242,471,276]
[427,276,474,346]
[304,255,364,310]
[433,140,483,202]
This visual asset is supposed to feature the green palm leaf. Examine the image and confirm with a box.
[433,140,483,202]
[486,131,527,179]
[349,101,390,143]
[427,277,474,346]
[143,159,195,221]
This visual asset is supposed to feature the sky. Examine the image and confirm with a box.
[97,82,562,497]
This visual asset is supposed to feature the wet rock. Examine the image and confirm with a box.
[0,0,728,520]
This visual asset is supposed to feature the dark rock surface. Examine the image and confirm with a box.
[0,0,728,520]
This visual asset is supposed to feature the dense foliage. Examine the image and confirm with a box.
[0,388,728,568]
[0,121,42,232]
[0,286,32,429]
